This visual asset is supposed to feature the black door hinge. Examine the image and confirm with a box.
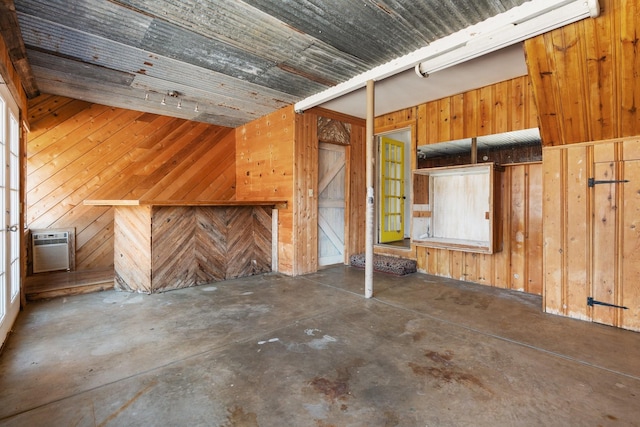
[588,178,629,187]
[587,297,628,310]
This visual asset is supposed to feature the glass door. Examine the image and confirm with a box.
[0,81,21,346]
[379,136,405,243]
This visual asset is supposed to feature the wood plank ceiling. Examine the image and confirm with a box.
[12,0,529,127]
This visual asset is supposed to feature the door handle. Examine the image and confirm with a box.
[6,225,18,232]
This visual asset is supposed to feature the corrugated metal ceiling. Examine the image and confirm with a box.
[14,0,530,127]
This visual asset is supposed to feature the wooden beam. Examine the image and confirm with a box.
[306,106,366,127]
[0,0,40,98]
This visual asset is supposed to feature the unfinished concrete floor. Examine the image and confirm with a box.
[0,266,639,426]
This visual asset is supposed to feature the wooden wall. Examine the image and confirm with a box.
[525,0,640,330]
[418,163,543,294]
[376,75,543,294]
[235,106,366,276]
[27,94,236,272]
[525,0,638,145]
[0,29,27,113]
[543,138,640,331]
[236,106,297,274]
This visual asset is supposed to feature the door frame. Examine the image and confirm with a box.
[317,142,347,266]
[0,79,22,347]
[379,136,405,243]
[375,126,414,247]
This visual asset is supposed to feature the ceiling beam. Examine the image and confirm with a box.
[0,0,39,99]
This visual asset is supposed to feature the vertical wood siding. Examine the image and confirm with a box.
[236,106,296,274]
[525,0,640,331]
[524,0,640,146]
[417,163,543,294]
[543,138,640,332]
[378,76,543,295]
[26,95,236,272]
[235,106,366,275]
[294,112,319,274]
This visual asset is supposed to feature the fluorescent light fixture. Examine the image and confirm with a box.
[294,0,600,113]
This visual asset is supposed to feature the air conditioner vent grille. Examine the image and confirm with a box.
[32,231,70,273]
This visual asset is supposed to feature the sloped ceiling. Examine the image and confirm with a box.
[13,0,531,127]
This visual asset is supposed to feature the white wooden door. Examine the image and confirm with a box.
[0,82,21,346]
[318,143,345,266]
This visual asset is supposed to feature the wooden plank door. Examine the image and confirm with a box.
[621,160,640,330]
[380,137,404,243]
[591,161,618,326]
[318,143,346,266]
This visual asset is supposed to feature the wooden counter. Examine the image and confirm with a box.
[84,200,286,293]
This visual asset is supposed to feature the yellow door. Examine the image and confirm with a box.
[380,137,404,243]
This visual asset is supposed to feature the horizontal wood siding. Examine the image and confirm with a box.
[26,94,236,272]
[525,0,640,146]
[378,76,542,294]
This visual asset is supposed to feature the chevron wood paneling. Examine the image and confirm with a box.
[111,205,273,293]
[114,205,151,293]
[26,94,236,273]
[195,207,227,284]
[151,206,197,292]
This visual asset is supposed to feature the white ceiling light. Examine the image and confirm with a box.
[294,0,600,113]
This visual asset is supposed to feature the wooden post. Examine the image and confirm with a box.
[365,80,375,298]
[471,137,478,164]
[272,208,278,272]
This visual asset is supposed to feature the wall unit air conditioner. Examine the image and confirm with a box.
[32,231,70,273]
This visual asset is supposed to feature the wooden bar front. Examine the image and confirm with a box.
[84,200,283,293]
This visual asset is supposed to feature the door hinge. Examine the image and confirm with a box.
[587,297,628,310]
[588,178,629,187]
